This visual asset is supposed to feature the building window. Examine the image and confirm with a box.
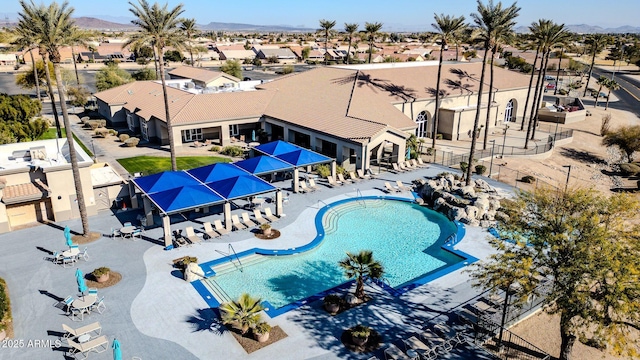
[126,113,134,132]
[182,128,203,142]
[140,120,149,141]
[504,100,514,123]
[229,124,239,137]
[415,111,430,138]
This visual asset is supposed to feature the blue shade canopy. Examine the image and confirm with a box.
[254,140,301,155]
[187,163,248,183]
[112,339,122,360]
[207,176,276,200]
[76,268,87,294]
[234,156,293,175]
[276,149,332,167]
[148,185,224,214]
[133,171,200,194]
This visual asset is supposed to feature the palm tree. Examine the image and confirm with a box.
[127,0,186,172]
[12,27,43,103]
[604,79,619,110]
[364,22,383,64]
[466,0,520,185]
[179,18,198,66]
[219,293,264,335]
[526,22,570,144]
[343,23,358,64]
[582,34,609,97]
[66,27,92,85]
[318,19,336,65]
[338,250,384,299]
[593,75,608,108]
[519,35,541,131]
[431,14,466,149]
[19,0,91,237]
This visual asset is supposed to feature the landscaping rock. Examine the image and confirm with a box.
[184,262,205,282]
[344,293,361,305]
[459,185,476,199]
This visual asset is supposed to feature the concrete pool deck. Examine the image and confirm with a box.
[0,164,509,360]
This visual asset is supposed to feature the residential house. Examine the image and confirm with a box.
[255,48,297,64]
[168,66,241,89]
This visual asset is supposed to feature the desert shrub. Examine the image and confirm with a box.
[91,267,111,277]
[0,279,8,329]
[209,145,220,152]
[119,134,130,142]
[521,175,536,183]
[475,164,487,175]
[176,256,198,270]
[220,146,244,157]
[253,321,272,335]
[323,294,342,305]
[619,163,640,175]
[124,137,140,147]
[94,128,109,137]
[600,113,612,136]
[436,133,443,140]
[316,164,331,178]
[558,88,568,95]
[336,165,347,176]
[80,116,90,124]
[460,161,469,174]
[84,120,100,130]
[108,129,117,136]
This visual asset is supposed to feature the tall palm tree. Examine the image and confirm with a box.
[179,18,198,66]
[582,34,608,97]
[339,250,384,299]
[12,26,43,103]
[318,19,336,65]
[220,293,264,335]
[466,0,520,185]
[526,21,570,144]
[593,76,608,108]
[19,0,91,237]
[364,22,383,64]
[604,79,619,110]
[126,0,186,172]
[431,14,466,149]
[66,27,92,85]
[343,22,358,64]
[519,35,541,131]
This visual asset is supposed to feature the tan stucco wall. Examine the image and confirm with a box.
[46,166,97,222]
[205,77,239,88]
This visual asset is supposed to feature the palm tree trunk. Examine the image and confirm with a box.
[29,49,41,104]
[324,31,329,66]
[483,46,497,150]
[189,45,194,67]
[524,51,546,149]
[158,46,177,171]
[355,276,364,299]
[594,84,604,108]
[554,47,563,95]
[520,47,540,131]
[583,47,597,97]
[605,89,611,110]
[455,43,459,61]
[368,40,373,64]
[432,42,445,149]
[71,46,80,85]
[153,45,160,80]
[53,61,90,237]
[346,38,352,64]
[466,44,490,186]
[42,55,62,139]
[531,52,551,140]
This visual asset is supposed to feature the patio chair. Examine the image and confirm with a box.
[264,207,279,222]
[308,178,320,191]
[123,222,132,227]
[396,180,411,192]
[88,288,98,296]
[66,335,108,359]
[231,215,247,230]
[412,158,426,168]
[192,140,202,148]
[131,227,144,241]
[110,227,121,239]
[51,251,64,264]
[392,163,405,173]
[253,209,269,225]
[90,296,106,314]
[417,158,430,168]
[70,306,85,322]
[434,323,468,348]
[214,219,230,236]
[419,328,452,353]
[241,212,258,228]
[62,256,77,268]
[203,222,220,239]
[349,171,362,182]
[185,226,202,244]
[399,161,412,171]
[402,336,438,360]
[357,169,371,180]
[367,169,379,178]
[326,175,342,187]
[383,343,411,359]
[60,295,74,313]
[384,182,401,193]
[62,321,102,339]
[299,180,312,193]
[337,173,352,184]
[78,247,89,261]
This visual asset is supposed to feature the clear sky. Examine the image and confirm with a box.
[3,0,639,30]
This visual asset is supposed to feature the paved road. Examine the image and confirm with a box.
[589,69,640,117]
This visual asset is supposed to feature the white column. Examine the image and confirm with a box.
[143,197,153,226]
[275,190,283,216]
[293,168,299,193]
[162,215,171,247]
[331,161,337,179]
[129,182,139,209]
[224,202,232,231]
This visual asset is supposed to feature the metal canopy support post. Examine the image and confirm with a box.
[275,190,283,216]
[162,215,171,247]
[292,168,300,193]
[143,196,153,226]
[223,202,232,231]
[331,161,337,179]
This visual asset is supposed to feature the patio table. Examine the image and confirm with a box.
[62,248,80,258]
[77,334,91,343]
[120,226,136,238]
[71,295,97,321]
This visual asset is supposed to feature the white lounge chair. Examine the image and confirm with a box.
[337,173,352,184]
[62,321,102,339]
[185,226,202,245]
[392,163,405,173]
[308,178,319,191]
[367,168,379,178]
[349,171,362,182]
[231,215,247,230]
[253,209,269,225]
[214,219,230,235]
[241,212,258,228]
[327,175,342,187]
[399,161,412,171]
[299,180,314,193]
[264,207,279,222]
[66,335,108,359]
[384,343,411,359]
[417,158,430,168]
[420,328,452,353]
[385,182,401,193]
[396,180,411,192]
[434,323,467,348]
[357,169,371,180]
[203,222,220,239]
[403,336,438,360]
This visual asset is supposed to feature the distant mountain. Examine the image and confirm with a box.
[73,17,135,30]
[198,22,312,32]
[515,24,640,34]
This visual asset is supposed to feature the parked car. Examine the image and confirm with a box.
[545,83,556,90]
[591,91,608,99]
[545,75,556,81]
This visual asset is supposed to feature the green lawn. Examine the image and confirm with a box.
[39,128,93,158]
[117,155,231,175]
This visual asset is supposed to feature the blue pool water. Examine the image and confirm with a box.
[212,199,462,309]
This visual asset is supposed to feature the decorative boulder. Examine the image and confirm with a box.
[459,185,476,199]
[344,293,361,305]
[433,197,447,211]
[184,262,205,282]
[495,211,510,223]
[448,207,467,221]
[465,205,480,219]
[489,199,501,211]
[474,197,491,213]
[474,179,494,193]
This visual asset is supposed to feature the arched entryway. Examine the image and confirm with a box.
[415,110,431,138]
[504,99,517,123]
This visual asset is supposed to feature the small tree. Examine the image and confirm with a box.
[602,125,640,162]
[66,86,90,109]
[163,49,184,62]
[132,67,157,81]
[600,113,611,136]
[220,60,242,79]
[219,293,264,335]
[338,250,384,300]
[96,63,133,91]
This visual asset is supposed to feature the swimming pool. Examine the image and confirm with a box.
[208,198,464,310]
